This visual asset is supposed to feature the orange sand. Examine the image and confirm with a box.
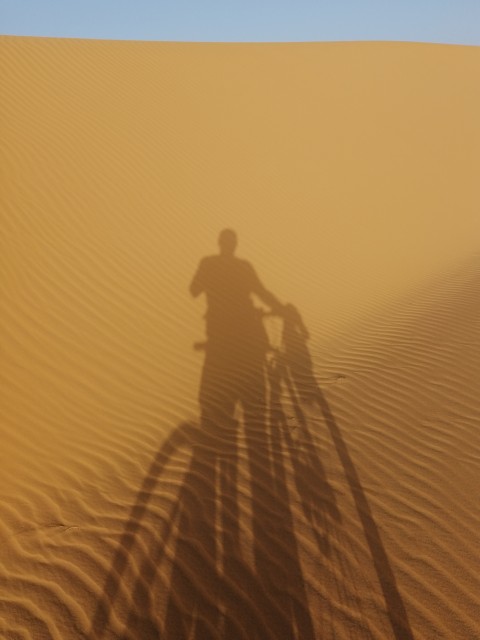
[1,36,479,639]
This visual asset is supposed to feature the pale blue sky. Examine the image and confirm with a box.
[1,0,479,45]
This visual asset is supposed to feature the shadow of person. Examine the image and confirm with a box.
[89,233,336,639]
[190,229,284,347]
[158,321,318,639]
[152,241,325,638]
[89,235,414,640]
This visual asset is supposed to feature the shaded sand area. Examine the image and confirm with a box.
[1,36,480,639]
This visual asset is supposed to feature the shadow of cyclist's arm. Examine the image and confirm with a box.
[250,267,283,314]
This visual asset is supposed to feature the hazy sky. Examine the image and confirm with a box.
[1,0,479,45]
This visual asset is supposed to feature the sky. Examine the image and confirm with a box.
[1,0,479,45]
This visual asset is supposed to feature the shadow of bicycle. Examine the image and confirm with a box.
[90,307,414,640]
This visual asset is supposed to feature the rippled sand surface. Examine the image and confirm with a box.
[1,36,480,639]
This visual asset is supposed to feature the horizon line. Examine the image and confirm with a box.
[1,34,479,48]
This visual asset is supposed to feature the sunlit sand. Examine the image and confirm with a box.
[1,36,479,639]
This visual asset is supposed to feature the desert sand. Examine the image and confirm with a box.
[1,36,479,639]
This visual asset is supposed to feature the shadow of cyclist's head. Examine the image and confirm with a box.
[218,228,237,256]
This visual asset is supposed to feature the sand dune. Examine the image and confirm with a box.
[1,36,479,639]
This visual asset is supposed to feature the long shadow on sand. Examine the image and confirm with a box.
[90,308,414,640]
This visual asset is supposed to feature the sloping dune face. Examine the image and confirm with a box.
[1,37,479,639]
